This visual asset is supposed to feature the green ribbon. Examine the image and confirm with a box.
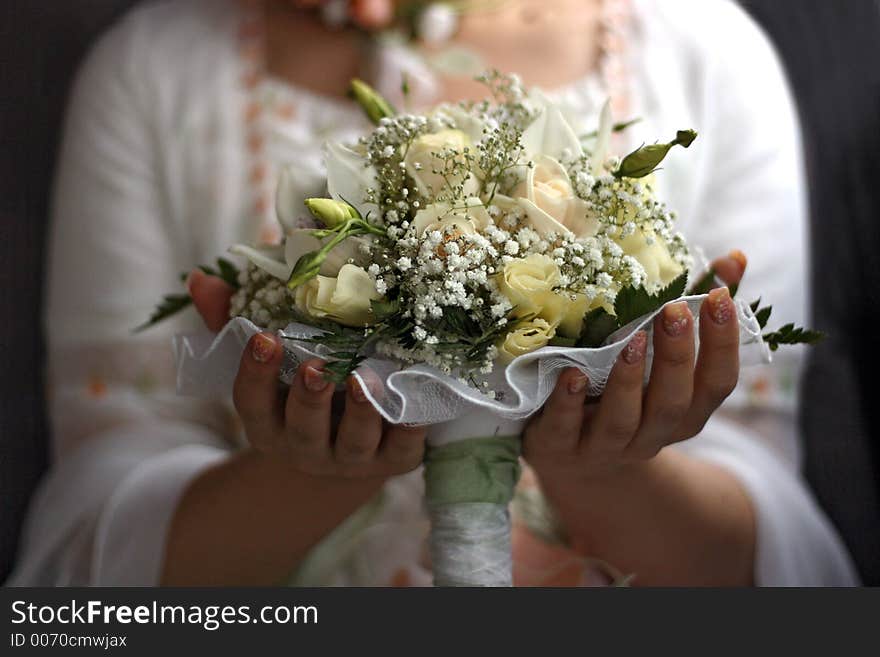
[423,436,522,507]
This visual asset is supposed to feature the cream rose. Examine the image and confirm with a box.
[510,155,598,238]
[404,129,480,200]
[498,318,556,362]
[617,228,684,289]
[497,254,562,318]
[294,264,382,327]
[411,197,491,237]
[549,292,616,338]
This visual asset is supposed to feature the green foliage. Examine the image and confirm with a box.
[747,298,824,351]
[134,293,193,334]
[614,272,688,328]
[762,324,825,351]
[135,258,240,332]
[575,307,619,348]
[575,272,688,348]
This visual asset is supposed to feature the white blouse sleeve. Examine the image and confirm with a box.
[8,8,235,586]
[648,0,858,585]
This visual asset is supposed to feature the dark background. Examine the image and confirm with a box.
[1,1,878,585]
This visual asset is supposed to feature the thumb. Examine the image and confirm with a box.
[187,269,234,332]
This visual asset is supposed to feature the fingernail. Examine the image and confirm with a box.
[568,370,588,394]
[728,249,747,273]
[250,332,277,363]
[708,287,733,325]
[662,302,691,337]
[622,331,647,364]
[303,365,329,392]
[348,377,368,403]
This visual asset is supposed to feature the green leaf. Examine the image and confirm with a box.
[614,129,697,179]
[215,258,241,288]
[134,293,192,333]
[614,272,688,329]
[755,306,772,330]
[286,250,325,290]
[749,298,762,313]
[689,268,716,295]
[371,298,400,322]
[762,324,825,351]
[576,307,619,348]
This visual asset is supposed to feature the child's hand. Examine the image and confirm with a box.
[189,268,426,478]
[234,333,426,479]
[523,252,747,482]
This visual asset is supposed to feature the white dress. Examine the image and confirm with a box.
[7,0,858,586]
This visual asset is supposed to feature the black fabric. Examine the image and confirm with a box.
[1,0,877,585]
[0,0,140,584]
[740,0,880,585]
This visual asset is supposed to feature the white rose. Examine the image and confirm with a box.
[411,197,491,237]
[294,264,382,327]
[617,228,684,289]
[511,155,597,238]
[404,129,480,200]
[498,318,556,362]
[497,254,562,318]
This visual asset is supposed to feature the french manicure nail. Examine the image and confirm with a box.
[348,377,368,403]
[303,365,329,392]
[622,331,647,364]
[708,287,733,325]
[250,332,277,363]
[568,371,588,394]
[662,302,691,337]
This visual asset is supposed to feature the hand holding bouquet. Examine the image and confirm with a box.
[148,72,820,586]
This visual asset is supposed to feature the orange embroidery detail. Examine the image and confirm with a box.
[241,69,262,90]
[247,132,264,154]
[249,162,267,184]
[254,195,270,215]
[258,222,282,245]
[389,568,412,587]
[276,102,297,121]
[244,101,262,124]
[87,376,108,399]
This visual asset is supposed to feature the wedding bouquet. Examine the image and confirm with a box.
[149,72,820,586]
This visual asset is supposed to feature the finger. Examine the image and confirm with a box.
[523,368,588,459]
[378,423,427,472]
[334,375,383,464]
[628,302,695,458]
[679,287,740,438]
[187,269,234,332]
[709,250,747,288]
[284,358,335,457]
[584,331,647,457]
[232,332,285,451]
